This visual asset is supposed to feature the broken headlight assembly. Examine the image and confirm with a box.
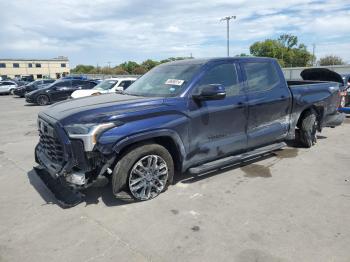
[65,122,116,151]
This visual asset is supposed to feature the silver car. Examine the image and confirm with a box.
[0,81,17,94]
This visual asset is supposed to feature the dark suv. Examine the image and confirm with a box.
[25,79,97,105]
[13,79,55,97]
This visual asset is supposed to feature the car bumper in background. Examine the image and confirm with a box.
[338,107,350,114]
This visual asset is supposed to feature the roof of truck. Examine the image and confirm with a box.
[161,57,275,66]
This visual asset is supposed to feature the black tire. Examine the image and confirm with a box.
[36,95,50,106]
[112,143,174,201]
[9,89,14,95]
[298,109,318,148]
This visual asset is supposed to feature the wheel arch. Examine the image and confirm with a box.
[112,130,186,173]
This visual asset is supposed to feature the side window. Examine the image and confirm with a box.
[243,62,280,93]
[72,80,85,87]
[119,80,132,89]
[196,63,241,97]
[55,81,71,88]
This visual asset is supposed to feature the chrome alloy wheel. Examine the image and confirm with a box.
[128,155,168,200]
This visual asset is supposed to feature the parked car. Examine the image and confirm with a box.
[13,79,55,97]
[25,79,97,105]
[34,57,344,206]
[71,78,137,99]
[341,74,350,107]
[0,81,17,95]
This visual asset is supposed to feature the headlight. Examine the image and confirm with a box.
[65,123,116,151]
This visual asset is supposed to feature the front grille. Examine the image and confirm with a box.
[38,119,64,164]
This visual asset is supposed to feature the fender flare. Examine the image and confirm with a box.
[112,129,186,162]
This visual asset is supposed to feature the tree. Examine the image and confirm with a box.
[132,66,147,74]
[319,55,345,66]
[71,64,94,73]
[249,34,314,67]
[141,59,159,71]
[119,61,139,74]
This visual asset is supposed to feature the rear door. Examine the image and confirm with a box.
[241,60,291,149]
[50,80,72,101]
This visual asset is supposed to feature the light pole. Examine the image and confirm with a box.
[220,16,236,57]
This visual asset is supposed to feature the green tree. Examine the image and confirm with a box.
[141,59,159,71]
[249,34,313,67]
[132,66,147,75]
[71,64,94,73]
[319,55,345,66]
[119,61,139,74]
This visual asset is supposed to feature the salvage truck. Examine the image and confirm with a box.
[34,57,344,206]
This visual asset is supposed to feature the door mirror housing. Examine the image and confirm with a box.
[193,84,226,101]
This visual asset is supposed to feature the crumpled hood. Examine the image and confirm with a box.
[71,89,105,99]
[301,68,344,85]
[40,93,165,125]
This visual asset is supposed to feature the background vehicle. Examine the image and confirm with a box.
[25,79,97,105]
[341,74,350,107]
[13,79,55,97]
[34,57,344,206]
[71,77,136,99]
[0,81,17,95]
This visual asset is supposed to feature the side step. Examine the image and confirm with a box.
[33,166,84,208]
[188,142,286,175]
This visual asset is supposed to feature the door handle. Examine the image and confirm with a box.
[237,101,245,108]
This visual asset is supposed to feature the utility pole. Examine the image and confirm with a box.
[312,43,316,66]
[220,16,236,57]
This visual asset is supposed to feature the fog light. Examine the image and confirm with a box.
[66,172,86,185]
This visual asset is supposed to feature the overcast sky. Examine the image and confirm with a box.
[0,0,349,67]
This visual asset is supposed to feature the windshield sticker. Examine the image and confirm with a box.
[165,79,185,86]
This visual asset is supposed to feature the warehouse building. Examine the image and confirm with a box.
[0,56,70,80]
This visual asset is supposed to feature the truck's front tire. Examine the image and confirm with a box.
[298,109,318,148]
[112,143,174,201]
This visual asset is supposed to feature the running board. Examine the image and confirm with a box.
[188,142,286,175]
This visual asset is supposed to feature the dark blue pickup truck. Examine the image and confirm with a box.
[34,57,344,206]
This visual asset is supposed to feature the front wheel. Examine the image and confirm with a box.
[112,143,174,201]
[9,89,14,95]
[298,110,318,148]
[36,95,50,106]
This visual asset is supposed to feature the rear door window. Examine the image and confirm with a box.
[242,62,280,93]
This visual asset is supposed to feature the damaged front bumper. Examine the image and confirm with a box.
[34,115,115,207]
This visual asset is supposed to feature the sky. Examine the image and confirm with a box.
[0,0,349,67]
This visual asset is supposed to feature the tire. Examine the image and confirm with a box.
[9,89,14,95]
[112,143,174,201]
[36,95,50,106]
[298,109,318,148]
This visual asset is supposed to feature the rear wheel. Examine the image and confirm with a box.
[112,143,174,201]
[298,109,318,148]
[36,95,50,106]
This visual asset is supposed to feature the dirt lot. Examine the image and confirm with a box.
[0,95,349,262]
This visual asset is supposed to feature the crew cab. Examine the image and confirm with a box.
[25,79,97,105]
[34,57,344,206]
[70,77,137,99]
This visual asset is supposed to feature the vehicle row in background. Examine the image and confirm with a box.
[71,77,137,99]
[13,79,55,97]
[25,79,98,105]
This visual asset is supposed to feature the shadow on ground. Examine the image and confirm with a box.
[27,147,299,209]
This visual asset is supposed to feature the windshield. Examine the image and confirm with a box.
[93,80,118,90]
[124,64,201,97]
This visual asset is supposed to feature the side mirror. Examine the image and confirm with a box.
[193,84,226,101]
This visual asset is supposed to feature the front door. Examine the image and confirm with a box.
[188,62,248,165]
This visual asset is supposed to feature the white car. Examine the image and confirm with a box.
[0,81,17,95]
[71,78,137,99]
